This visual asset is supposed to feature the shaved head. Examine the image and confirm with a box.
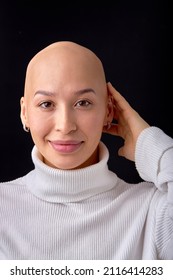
[24,41,106,99]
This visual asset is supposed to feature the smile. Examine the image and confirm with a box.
[49,140,84,153]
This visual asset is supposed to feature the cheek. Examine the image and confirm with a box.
[79,110,105,135]
[28,111,51,139]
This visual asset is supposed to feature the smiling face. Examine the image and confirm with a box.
[20,41,113,169]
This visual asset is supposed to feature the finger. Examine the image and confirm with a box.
[107,82,131,112]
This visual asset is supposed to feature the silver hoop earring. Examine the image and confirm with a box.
[23,124,30,132]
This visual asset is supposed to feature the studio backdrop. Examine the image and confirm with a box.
[0,1,170,183]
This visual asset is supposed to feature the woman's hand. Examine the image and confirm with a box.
[104,82,150,161]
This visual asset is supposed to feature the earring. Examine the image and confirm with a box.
[106,122,111,130]
[23,124,30,132]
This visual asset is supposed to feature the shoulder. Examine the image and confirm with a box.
[0,175,28,195]
[0,176,25,187]
[113,176,157,201]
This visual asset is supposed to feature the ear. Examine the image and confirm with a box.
[103,89,114,125]
[20,97,29,127]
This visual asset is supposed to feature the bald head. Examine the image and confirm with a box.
[24,41,107,99]
[27,41,104,71]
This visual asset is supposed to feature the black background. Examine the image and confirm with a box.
[0,1,171,183]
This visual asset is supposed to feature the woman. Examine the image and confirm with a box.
[0,41,172,259]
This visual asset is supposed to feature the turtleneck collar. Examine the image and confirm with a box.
[26,142,118,203]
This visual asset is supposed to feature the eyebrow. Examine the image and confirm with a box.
[34,88,96,97]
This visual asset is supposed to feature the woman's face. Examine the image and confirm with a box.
[21,44,111,169]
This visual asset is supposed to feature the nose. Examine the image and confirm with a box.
[54,107,77,134]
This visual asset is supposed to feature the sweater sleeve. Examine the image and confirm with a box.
[135,126,173,259]
[135,126,173,189]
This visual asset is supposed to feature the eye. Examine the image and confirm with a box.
[39,101,54,110]
[75,99,92,108]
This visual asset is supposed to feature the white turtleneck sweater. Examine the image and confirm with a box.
[0,127,173,260]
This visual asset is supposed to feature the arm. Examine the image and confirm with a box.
[136,127,173,259]
[105,83,173,259]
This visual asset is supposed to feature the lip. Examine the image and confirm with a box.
[49,140,84,153]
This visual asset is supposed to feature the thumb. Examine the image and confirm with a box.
[118,146,124,157]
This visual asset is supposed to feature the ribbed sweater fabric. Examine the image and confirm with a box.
[0,127,173,259]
